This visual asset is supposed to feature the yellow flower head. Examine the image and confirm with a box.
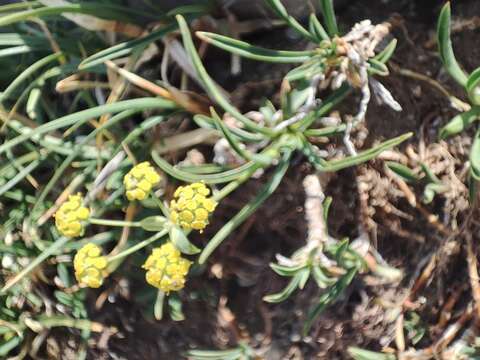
[143,242,191,293]
[73,243,108,288]
[54,193,90,238]
[170,182,217,232]
[123,161,161,201]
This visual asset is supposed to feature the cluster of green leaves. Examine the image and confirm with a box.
[0,0,412,357]
[437,2,480,196]
[264,196,365,334]
[386,161,448,203]
[154,0,410,347]
[0,0,194,356]
[169,0,410,265]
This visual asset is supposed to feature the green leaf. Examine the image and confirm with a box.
[420,162,441,184]
[263,270,306,303]
[385,161,419,182]
[298,268,311,289]
[319,0,339,36]
[168,294,185,321]
[270,263,307,277]
[312,265,337,288]
[323,196,332,224]
[0,52,62,102]
[177,163,228,175]
[373,39,397,64]
[308,13,330,42]
[0,158,41,197]
[297,83,350,131]
[282,79,312,117]
[79,24,176,69]
[304,124,346,137]
[169,226,200,255]
[32,109,144,217]
[467,67,480,105]
[196,31,314,63]
[0,98,176,155]
[422,185,435,204]
[303,267,358,334]
[57,263,71,288]
[265,0,316,42]
[437,2,468,86]
[285,57,325,82]
[2,236,70,293]
[333,238,350,261]
[193,114,263,142]
[470,128,480,181]
[0,1,41,13]
[166,3,212,17]
[439,107,480,139]
[368,58,389,76]
[318,132,413,172]
[0,45,36,58]
[140,216,168,232]
[198,150,292,264]
[0,3,142,27]
[348,347,397,360]
[186,347,244,360]
[152,149,260,184]
[176,15,273,137]
[210,108,271,164]
[0,337,22,357]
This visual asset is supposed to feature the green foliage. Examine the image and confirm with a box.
[437,2,468,86]
[0,0,409,356]
[348,348,396,360]
[436,2,480,194]
[186,342,255,360]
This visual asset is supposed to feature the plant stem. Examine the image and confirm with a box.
[107,229,168,262]
[89,218,141,227]
[151,195,170,218]
[213,166,258,202]
[200,151,292,264]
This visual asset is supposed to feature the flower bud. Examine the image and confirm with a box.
[54,194,90,237]
[124,161,161,201]
[143,242,191,293]
[73,243,108,288]
[170,182,217,232]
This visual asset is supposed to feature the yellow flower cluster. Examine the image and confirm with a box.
[55,194,90,237]
[170,182,217,232]
[123,161,161,201]
[73,243,108,288]
[143,242,191,293]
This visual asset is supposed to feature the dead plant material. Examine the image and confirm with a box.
[465,231,480,323]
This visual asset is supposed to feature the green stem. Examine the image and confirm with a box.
[89,218,141,228]
[213,135,296,201]
[154,290,165,320]
[151,196,170,218]
[213,166,258,202]
[199,150,292,264]
[107,229,168,262]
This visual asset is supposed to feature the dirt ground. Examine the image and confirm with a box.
[74,0,480,358]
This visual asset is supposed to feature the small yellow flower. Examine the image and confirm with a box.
[54,193,90,238]
[143,242,191,293]
[170,182,217,232]
[73,243,108,288]
[123,161,161,201]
